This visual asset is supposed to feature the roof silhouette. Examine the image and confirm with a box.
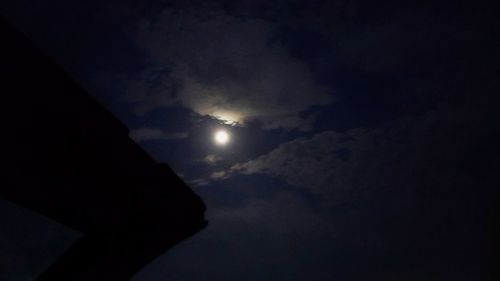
[0,18,207,280]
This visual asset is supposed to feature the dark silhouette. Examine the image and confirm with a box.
[0,18,207,280]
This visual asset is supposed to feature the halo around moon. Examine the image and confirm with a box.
[214,130,230,145]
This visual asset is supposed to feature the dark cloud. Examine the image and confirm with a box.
[130,7,332,130]
[129,127,188,142]
[210,190,335,238]
[124,67,180,115]
[134,188,338,281]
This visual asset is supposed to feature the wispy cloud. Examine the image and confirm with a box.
[187,178,211,187]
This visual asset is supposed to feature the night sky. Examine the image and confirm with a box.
[1,1,499,280]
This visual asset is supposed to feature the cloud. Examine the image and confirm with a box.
[195,104,499,280]
[130,8,332,130]
[187,178,210,187]
[134,189,338,281]
[215,105,497,198]
[228,130,349,194]
[124,67,180,115]
[209,190,336,239]
[129,127,188,142]
[202,154,223,165]
[210,170,228,180]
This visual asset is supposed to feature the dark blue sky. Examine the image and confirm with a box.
[1,1,499,280]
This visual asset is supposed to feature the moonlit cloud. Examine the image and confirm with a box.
[187,178,210,187]
[210,171,228,180]
[203,154,222,165]
[131,8,333,130]
[213,105,491,196]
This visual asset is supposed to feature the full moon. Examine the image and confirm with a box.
[214,130,230,145]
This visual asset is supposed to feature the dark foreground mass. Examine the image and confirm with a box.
[0,18,207,280]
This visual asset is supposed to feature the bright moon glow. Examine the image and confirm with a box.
[211,110,244,125]
[214,130,230,145]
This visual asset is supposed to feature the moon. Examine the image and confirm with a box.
[214,130,230,145]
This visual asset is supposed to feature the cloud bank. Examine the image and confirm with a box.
[130,8,332,130]
[215,105,497,198]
